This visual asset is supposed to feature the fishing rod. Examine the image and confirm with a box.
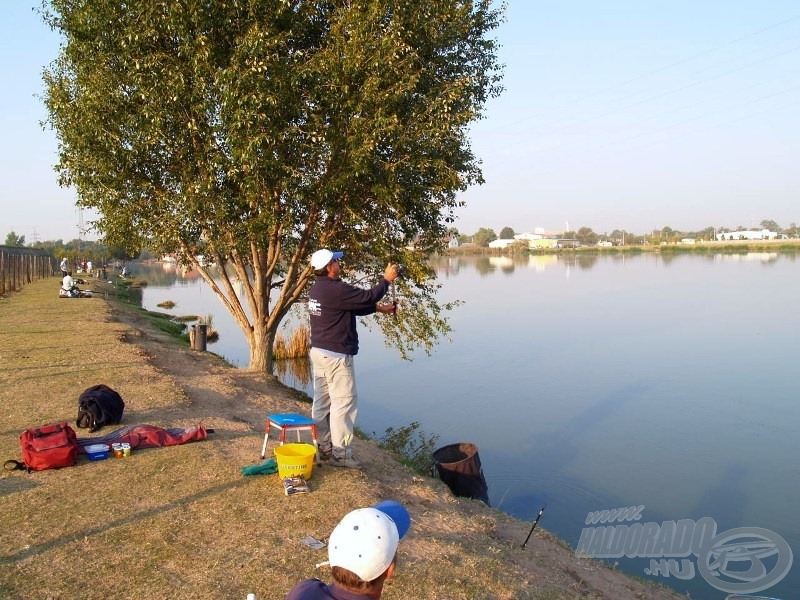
[521,504,546,549]
[390,263,404,318]
[391,277,397,318]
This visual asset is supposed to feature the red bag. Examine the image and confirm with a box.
[19,422,78,471]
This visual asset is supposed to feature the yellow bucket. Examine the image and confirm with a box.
[274,443,316,479]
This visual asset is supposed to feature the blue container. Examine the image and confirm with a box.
[85,443,109,461]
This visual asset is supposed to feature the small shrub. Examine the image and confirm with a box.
[174,314,199,322]
[379,421,439,475]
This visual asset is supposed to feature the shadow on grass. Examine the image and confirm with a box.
[0,478,249,564]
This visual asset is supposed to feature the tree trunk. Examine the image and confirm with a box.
[248,327,275,373]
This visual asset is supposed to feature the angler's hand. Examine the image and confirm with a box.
[384,263,399,282]
[376,302,397,315]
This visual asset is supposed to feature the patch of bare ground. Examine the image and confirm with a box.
[0,277,686,599]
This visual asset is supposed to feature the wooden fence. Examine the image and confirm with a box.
[0,246,55,296]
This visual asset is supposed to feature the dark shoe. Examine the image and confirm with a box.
[329,455,362,469]
[318,449,332,462]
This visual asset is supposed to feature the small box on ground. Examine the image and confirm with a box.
[283,475,310,496]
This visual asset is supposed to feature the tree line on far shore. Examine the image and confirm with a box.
[452,219,798,247]
[7,214,797,258]
[3,231,138,265]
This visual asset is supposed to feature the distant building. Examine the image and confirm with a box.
[715,229,778,241]
[513,232,543,242]
[528,238,558,249]
[509,231,563,249]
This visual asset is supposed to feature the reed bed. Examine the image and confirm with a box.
[274,324,311,360]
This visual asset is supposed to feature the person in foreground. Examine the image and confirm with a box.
[285,500,411,600]
[308,249,399,469]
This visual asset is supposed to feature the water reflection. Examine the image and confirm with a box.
[714,252,779,263]
[446,253,583,275]
[529,254,558,271]
[439,251,604,276]
[273,357,312,395]
[487,255,514,271]
[443,250,792,274]
[566,253,599,270]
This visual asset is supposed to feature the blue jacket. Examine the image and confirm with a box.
[309,276,390,356]
[285,579,373,599]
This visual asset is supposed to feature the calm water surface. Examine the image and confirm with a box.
[138,253,800,599]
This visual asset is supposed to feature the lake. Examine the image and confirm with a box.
[137,252,800,599]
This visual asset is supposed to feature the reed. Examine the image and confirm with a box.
[173,314,199,322]
[659,243,748,254]
[199,314,219,342]
[273,325,310,360]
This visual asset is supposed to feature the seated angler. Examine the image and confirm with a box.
[61,271,81,297]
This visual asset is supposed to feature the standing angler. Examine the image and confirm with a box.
[308,249,399,468]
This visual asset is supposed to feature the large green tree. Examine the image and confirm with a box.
[472,227,497,246]
[4,231,26,247]
[760,219,780,232]
[575,226,597,246]
[43,0,504,371]
[498,226,514,239]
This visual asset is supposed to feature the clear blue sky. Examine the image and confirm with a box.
[2,2,798,243]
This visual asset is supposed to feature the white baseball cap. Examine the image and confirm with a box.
[311,249,344,270]
[327,501,410,582]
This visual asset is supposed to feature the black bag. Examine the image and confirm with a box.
[77,385,125,432]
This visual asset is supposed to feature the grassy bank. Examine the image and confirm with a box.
[0,276,685,599]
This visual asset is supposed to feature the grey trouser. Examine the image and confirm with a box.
[310,347,358,459]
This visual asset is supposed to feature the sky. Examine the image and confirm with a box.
[1,2,798,243]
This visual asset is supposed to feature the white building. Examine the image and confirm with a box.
[513,232,544,242]
[715,229,779,241]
